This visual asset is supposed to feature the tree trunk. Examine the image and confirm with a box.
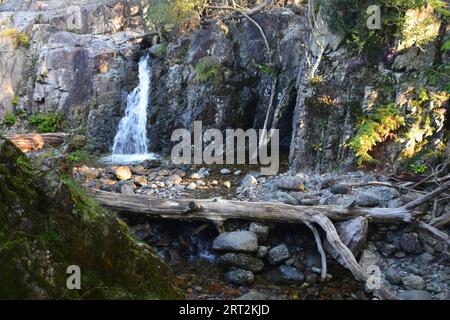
[5,133,67,152]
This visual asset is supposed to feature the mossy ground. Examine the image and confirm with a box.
[0,138,184,299]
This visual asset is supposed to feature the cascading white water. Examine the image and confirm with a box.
[103,55,157,164]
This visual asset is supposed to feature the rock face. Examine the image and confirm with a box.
[1,3,447,172]
[0,0,144,151]
[147,9,307,154]
[212,231,259,253]
[0,137,182,299]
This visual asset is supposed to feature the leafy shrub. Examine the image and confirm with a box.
[319,0,447,59]
[145,0,203,35]
[349,103,405,165]
[28,113,65,133]
[3,114,16,126]
[410,162,428,174]
[0,28,30,48]
[194,56,223,85]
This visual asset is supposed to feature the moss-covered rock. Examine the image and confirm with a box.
[0,137,184,299]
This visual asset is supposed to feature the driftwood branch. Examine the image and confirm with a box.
[5,133,67,152]
[303,219,327,281]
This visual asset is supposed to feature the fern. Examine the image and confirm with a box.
[349,103,405,165]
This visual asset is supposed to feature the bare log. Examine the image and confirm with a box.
[310,214,397,300]
[90,189,416,223]
[5,133,67,152]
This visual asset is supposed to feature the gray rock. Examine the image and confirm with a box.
[212,231,258,253]
[218,253,264,272]
[275,191,299,205]
[224,268,254,285]
[249,223,269,242]
[267,244,291,265]
[185,182,197,190]
[399,290,432,300]
[417,252,435,267]
[320,177,336,190]
[305,272,319,284]
[405,265,422,276]
[164,174,182,187]
[330,184,350,194]
[276,175,305,191]
[267,265,304,284]
[385,267,402,285]
[257,246,269,258]
[356,193,380,207]
[235,290,268,300]
[220,168,231,175]
[325,217,368,262]
[399,233,422,254]
[241,175,258,187]
[402,275,425,290]
[380,243,396,257]
[300,197,320,206]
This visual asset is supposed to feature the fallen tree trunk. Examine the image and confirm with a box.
[5,133,67,152]
[91,190,416,223]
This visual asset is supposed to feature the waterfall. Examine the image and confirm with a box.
[104,55,157,164]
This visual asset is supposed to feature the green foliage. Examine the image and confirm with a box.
[419,63,450,91]
[319,0,446,59]
[10,96,20,105]
[259,64,274,76]
[349,103,405,165]
[3,113,16,126]
[145,0,203,33]
[28,112,65,133]
[67,150,97,167]
[194,56,223,85]
[442,40,450,51]
[0,28,30,48]
[410,162,428,174]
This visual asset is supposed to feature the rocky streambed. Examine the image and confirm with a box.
[69,158,450,300]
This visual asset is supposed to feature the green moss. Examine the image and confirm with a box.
[194,56,223,85]
[3,113,16,126]
[28,112,65,133]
